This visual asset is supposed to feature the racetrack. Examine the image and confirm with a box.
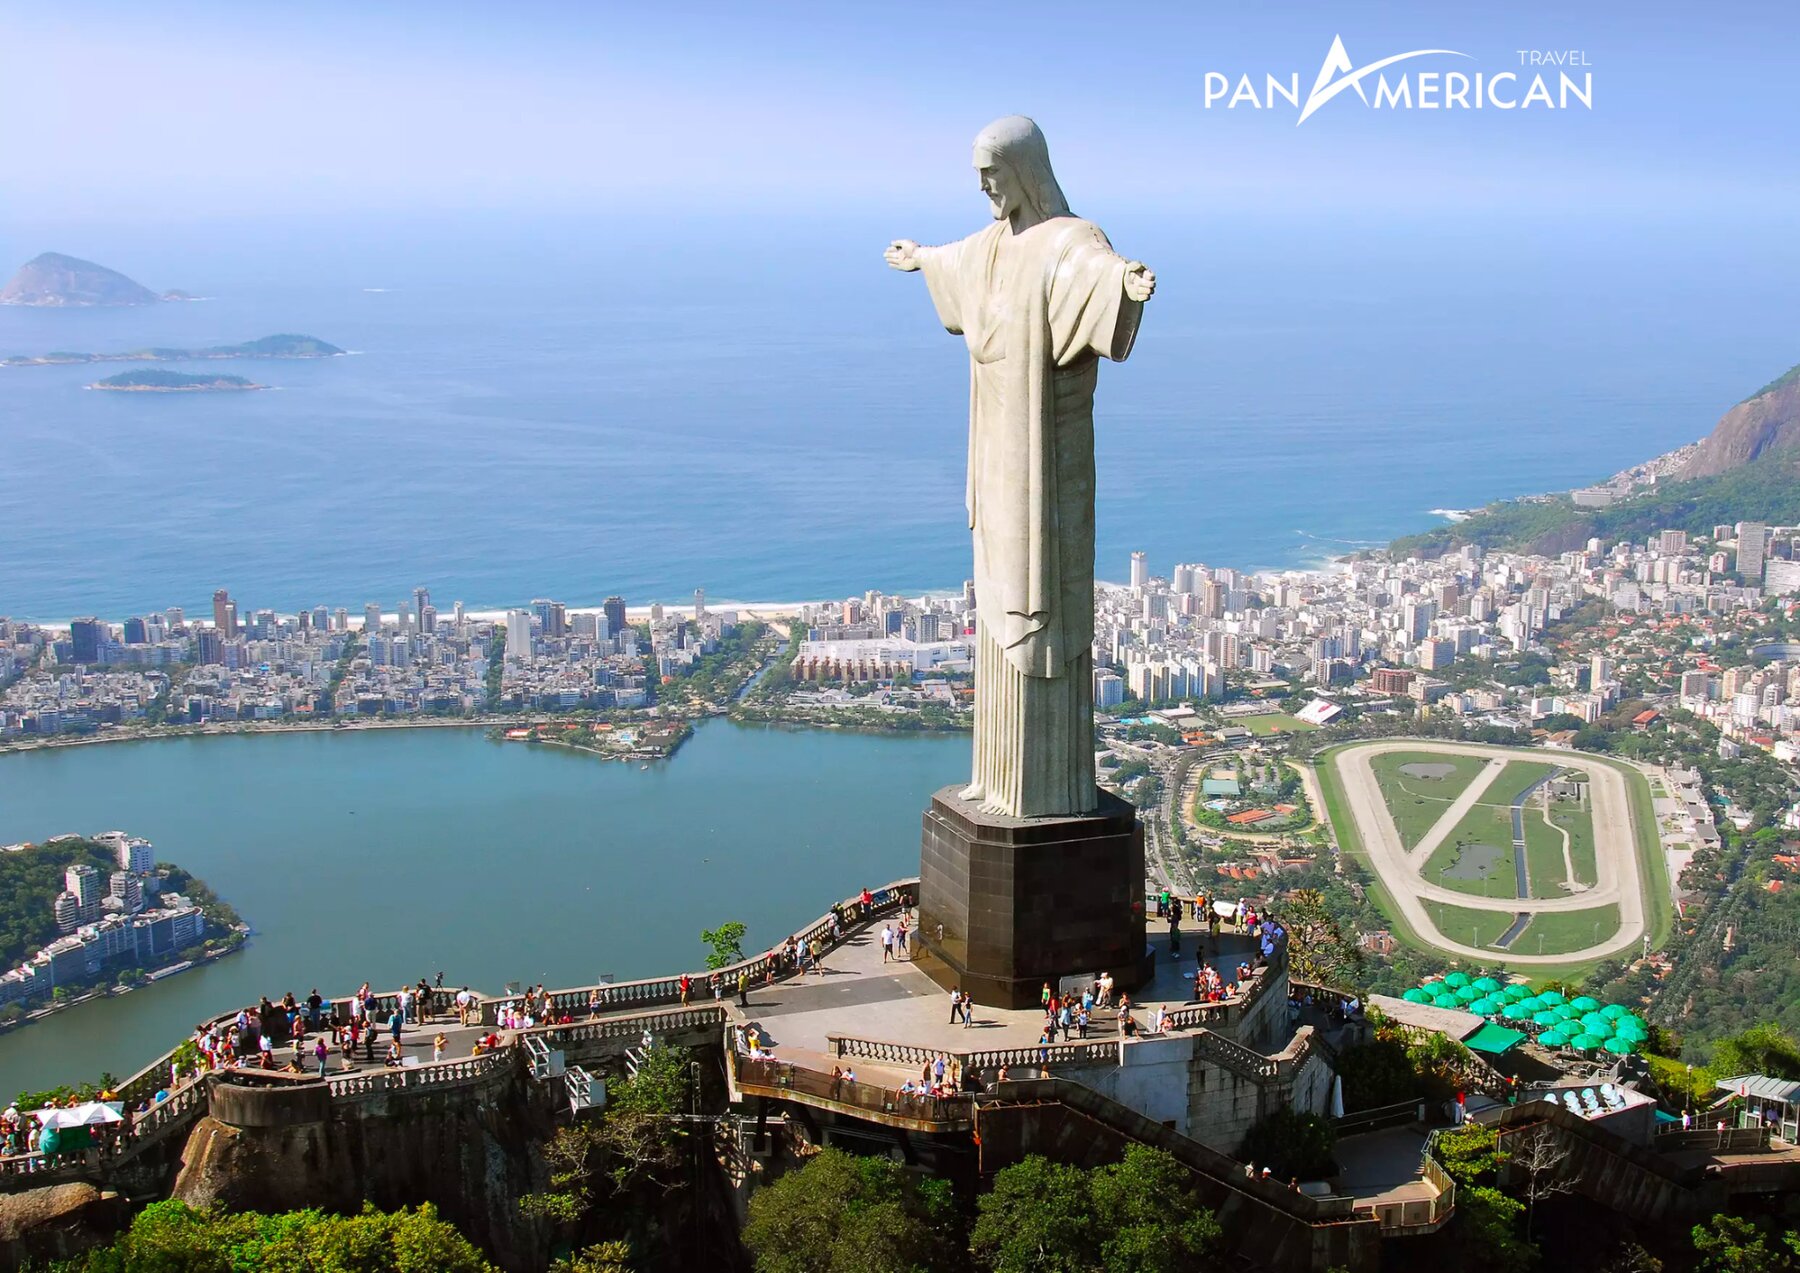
[1329,740,1651,965]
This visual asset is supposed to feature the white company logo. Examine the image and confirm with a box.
[1205,35,1594,125]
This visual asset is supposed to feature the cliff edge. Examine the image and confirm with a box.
[1680,364,1800,478]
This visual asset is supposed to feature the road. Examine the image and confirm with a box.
[1331,740,1650,965]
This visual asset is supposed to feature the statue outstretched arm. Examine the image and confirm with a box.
[884,239,935,272]
[1122,260,1156,303]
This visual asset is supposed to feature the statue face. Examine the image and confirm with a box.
[975,153,1024,221]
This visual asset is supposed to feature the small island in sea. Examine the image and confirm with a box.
[91,369,267,393]
[5,333,344,368]
[0,251,189,307]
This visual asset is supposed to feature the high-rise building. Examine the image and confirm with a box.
[532,599,567,638]
[603,596,627,639]
[69,618,103,664]
[414,587,432,628]
[363,603,383,634]
[196,629,224,665]
[212,589,237,637]
[505,609,535,660]
[65,864,103,922]
[53,891,80,932]
[109,871,144,913]
[1129,551,1148,589]
[1591,655,1615,688]
[694,588,706,617]
[1658,529,1688,555]
[1738,522,1768,580]
[164,607,185,629]
[122,616,148,644]
[115,836,154,873]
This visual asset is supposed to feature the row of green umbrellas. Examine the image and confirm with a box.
[1402,979,1648,1052]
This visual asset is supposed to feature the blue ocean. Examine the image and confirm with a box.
[1,210,1794,620]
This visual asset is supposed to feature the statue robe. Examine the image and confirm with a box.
[920,215,1142,817]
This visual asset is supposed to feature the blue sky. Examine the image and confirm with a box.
[4,1,1796,224]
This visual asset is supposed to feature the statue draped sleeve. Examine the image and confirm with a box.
[921,218,1142,679]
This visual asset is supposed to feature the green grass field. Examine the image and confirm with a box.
[1366,750,1489,850]
[1550,782,1598,887]
[1424,807,1520,899]
[1513,904,1622,957]
[1239,712,1318,736]
[1426,902,1519,949]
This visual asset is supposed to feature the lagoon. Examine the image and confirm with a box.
[0,721,967,1095]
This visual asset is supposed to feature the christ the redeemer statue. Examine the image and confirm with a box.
[886,115,1155,819]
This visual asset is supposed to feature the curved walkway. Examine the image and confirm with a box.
[1330,740,1649,965]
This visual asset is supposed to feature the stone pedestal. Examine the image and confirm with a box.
[916,785,1149,1009]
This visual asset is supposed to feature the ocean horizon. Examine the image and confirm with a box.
[2,208,1796,621]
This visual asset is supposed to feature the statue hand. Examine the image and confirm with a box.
[885,239,922,272]
[1123,261,1156,302]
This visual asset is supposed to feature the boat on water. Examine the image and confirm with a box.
[146,960,195,982]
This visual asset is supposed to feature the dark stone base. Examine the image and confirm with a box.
[916,785,1149,1009]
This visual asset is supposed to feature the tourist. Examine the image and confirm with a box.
[1041,982,1052,1011]
[949,988,964,1024]
[433,1033,447,1063]
[737,969,749,1007]
[860,887,873,916]
[996,1065,1010,1084]
[933,1054,948,1087]
[385,1040,402,1068]
[1037,1031,1051,1063]
[1154,1005,1170,1035]
[313,1036,329,1077]
[896,919,909,958]
[842,1067,856,1084]
[1076,1006,1089,1039]
[306,988,324,1030]
[881,924,894,963]
[710,973,722,1001]
[680,973,692,1007]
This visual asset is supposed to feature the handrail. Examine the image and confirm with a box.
[729,1049,972,1130]
[826,1033,1120,1073]
[326,1051,512,1100]
[480,877,921,1025]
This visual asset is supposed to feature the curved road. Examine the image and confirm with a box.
[1331,740,1650,965]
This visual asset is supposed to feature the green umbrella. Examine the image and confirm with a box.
[1538,1028,1569,1047]
[1419,981,1445,997]
[1403,988,1432,1004]
[1616,1013,1646,1032]
[1444,972,1471,989]
[1603,1036,1637,1055]
[1571,996,1601,1012]
[1473,977,1502,993]
[1502,1003,1533,1020]
[1581,1011,1612,1033]
[1600,1004,1629,1020]
[1614,1020,1649,1043]
[1433,994,1461,1009]
[1553,1005,1581,1023]
[1570,1033,1604,1051]
[1536,990,1566,1006]
[1515,997,1544,1014]
[1501,984,1531,1002]
[1532,1011,1561,1027]
[1469,997,1501,1015]
[1454,985,1482,1003]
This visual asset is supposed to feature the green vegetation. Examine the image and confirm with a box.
[57,1199,494,1272]
[1521,791,1596,897]
[1421,761,1555,898]
[0,838,116,966]
[1239,711,1315,736]
[7,333,344,366]
[93,369,262,390]
[1368,750,1490,849]
[1426,902,1517,948]
[1692,1213,1800,1271]
[742,1147,960,1273]
[1238,1108,1335,1179]
[971,1145,1220,1273]
[1513,904,1620,957]
[1392,449,1800,560]
[1429,1124,1538,1273]
[657,621,773,706]
[1741,359,1800,404]
[699,921,746,970]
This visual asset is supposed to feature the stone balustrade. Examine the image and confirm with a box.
[480,877,919,1026]
[827,1033,1121,1073]
[328,1052,511,1102]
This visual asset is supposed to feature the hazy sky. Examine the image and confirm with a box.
[5,1,1796,225]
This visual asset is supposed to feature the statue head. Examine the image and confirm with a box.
[972,115,1070,223]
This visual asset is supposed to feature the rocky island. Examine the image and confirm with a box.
[4,334,344,368]
[91,370,266,393]
[0,252,189,307]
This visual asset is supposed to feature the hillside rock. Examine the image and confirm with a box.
[1681,366,1800,477]
[0,1182,128,1270]
[0,252,162,307]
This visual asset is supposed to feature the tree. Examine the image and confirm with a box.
[1279,888,1364,988]
[1691,1214,1800,1272]
[1708,1024,1800,1081]
[971,1146,1218,1273]
[553,1242,634,1273]
[700,922,747,970]
[1238,1108,1336,1180]
[64,1200,495,1272]
[520,1124,608,1225]
[1507,1124,1574,1241]
[595,1044,691,1190]
[742,1147,960,1273]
